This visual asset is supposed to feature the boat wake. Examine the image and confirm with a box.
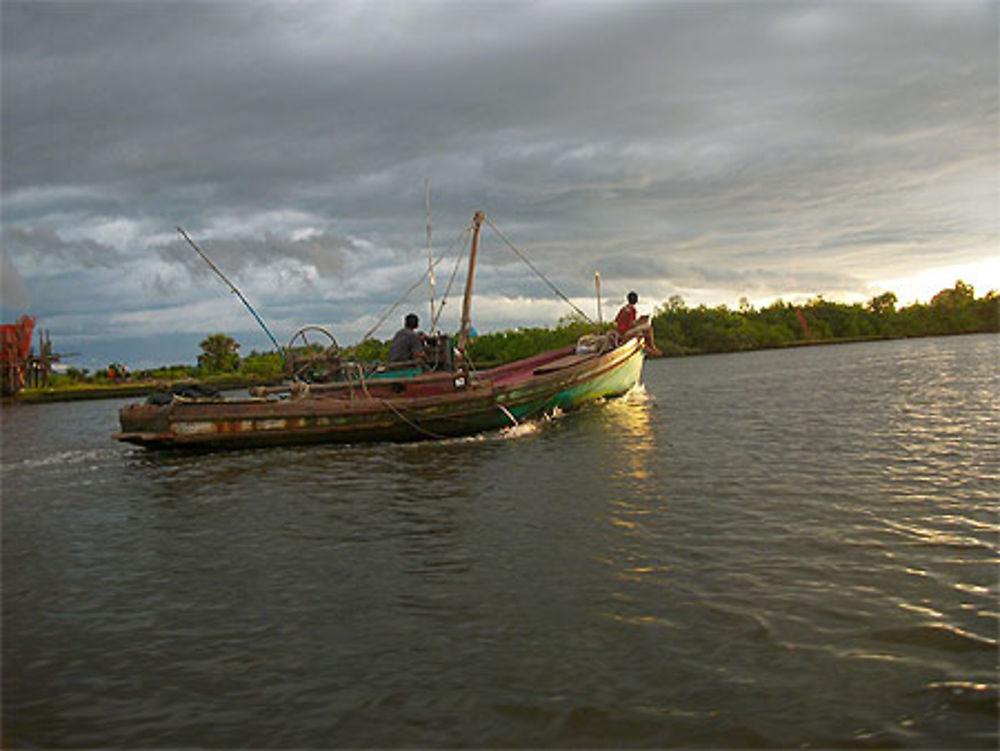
[499,421,543,440]
[1,447,122,473]
[621,382,653,404]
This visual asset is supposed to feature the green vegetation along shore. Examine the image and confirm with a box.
[648,281,997,357]
[469,280,997,361]
[14,281,998,403]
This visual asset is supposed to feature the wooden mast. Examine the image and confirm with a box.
[459,211,486,353]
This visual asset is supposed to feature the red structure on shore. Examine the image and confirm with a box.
[1,316,60,396]
[1,315,35,395]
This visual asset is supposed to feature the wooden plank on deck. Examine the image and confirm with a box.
[532,353,598,375]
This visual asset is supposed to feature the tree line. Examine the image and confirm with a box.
[648,280,996,357]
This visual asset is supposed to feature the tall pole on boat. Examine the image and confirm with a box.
[594,271,604,326]
[425,179,436,331]
[459,211,486,353]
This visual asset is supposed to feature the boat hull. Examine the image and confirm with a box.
[114,339,645,450]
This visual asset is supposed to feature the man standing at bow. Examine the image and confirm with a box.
[615,291,662,356]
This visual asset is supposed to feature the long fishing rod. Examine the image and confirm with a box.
[176,227,285,357]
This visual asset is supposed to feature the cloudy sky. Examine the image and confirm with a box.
[2,1,997,369]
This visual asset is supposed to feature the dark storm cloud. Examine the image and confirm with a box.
[6,3,986,210]
[0,250,31,310]
[159,231,351,280]
[2,1,996,366]
[3,226,125,269]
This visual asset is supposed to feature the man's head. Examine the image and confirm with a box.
[627,291,638,305]
[404,313,419,330]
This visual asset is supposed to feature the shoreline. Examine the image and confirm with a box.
[9,376,280,405]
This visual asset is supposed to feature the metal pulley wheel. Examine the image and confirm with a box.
[285,326,340,382]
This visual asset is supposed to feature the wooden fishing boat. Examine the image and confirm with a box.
[114,213,647,450]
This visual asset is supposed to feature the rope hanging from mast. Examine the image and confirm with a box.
[483,215,596,325]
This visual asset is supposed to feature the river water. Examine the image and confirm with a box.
[3,334,997,749]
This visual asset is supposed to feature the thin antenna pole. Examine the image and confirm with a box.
[177,227,285,356]
[595,271,603,326]
[425,179,436,330]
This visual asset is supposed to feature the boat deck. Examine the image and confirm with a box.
[479,345,578,387]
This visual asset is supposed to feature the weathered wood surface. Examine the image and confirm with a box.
[532,353,598,375]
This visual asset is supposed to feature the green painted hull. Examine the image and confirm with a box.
[501,342,645,420]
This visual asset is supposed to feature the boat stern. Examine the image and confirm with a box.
[113,402,175,446]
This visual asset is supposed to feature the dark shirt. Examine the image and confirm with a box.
[387,327,424,363]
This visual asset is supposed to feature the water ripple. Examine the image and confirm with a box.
[3,334,998,748]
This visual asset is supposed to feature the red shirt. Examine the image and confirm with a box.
[615,303,637,335]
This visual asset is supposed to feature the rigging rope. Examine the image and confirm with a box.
[361,224,471,342]
[483,216,596,325]
[362,213,597,343]
[430,227,472,332]
[380,398,450,439]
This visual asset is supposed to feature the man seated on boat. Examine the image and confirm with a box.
[387,313,426,364]
[615,291,662,356]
